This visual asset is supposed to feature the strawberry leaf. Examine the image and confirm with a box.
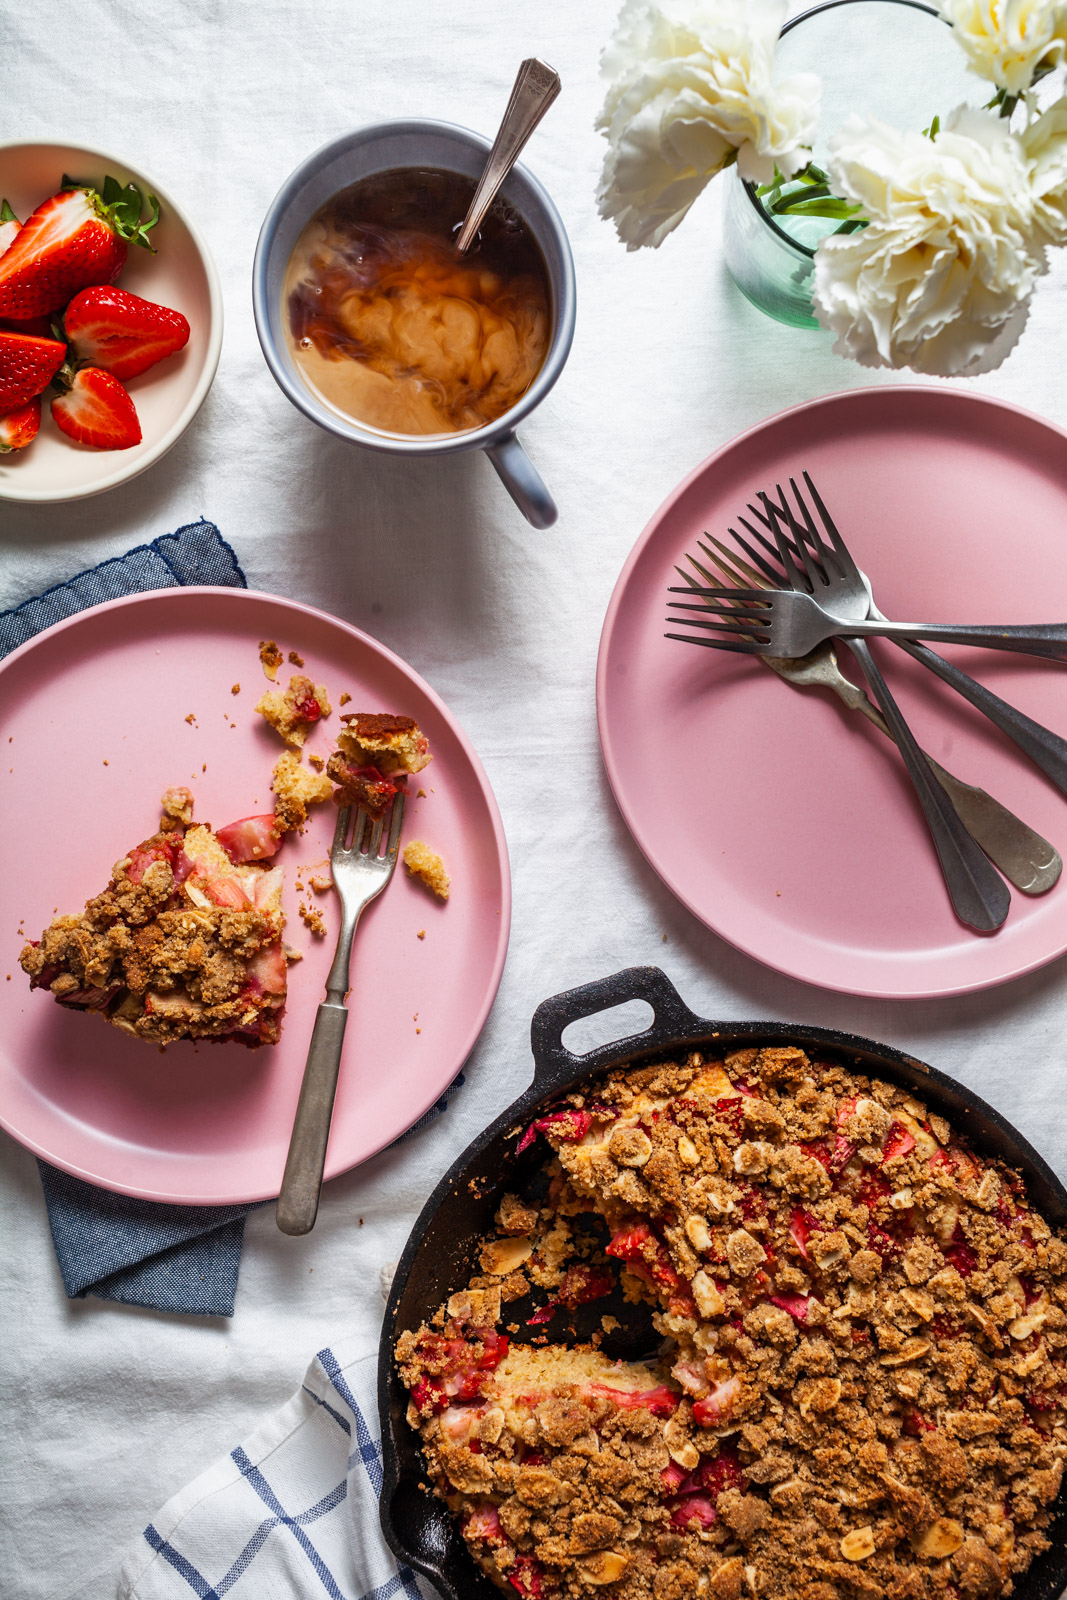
[0,199,16,223]
[102,179,161,253]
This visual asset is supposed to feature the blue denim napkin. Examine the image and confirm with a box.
[2,520,253,1317]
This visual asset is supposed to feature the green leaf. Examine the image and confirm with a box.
[0,198,16,223]
[777,197,863,219]
[923,114,940,140]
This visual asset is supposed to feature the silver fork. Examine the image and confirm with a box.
[276,794,405,1236]
[678,539,1060,894]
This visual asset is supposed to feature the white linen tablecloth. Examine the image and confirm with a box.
[2,3,1067,1597]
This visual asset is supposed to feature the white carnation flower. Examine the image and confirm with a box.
[939,0,1067,94]
[1023,95,1067,242]
[812,108,1046,375]
[596,0,820,249]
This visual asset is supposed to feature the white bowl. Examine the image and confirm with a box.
[0,142,223,503]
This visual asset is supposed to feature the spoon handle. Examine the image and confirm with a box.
[456,58,560,253]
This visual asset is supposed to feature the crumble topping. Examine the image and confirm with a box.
[396,1048,1067,1599]
[259,640,284,681]
[403,839,450,900]
[271,750,333,832]
[327,711,431,817]
[255,674,332,749]
[19,793,287,1047]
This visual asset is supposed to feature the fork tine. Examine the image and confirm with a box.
[665,609,770,633]
[368,814,385,857]
[730,520,787,585]
[756,493,812,592]
[766,488,821,591]
[350,807,369,856]
[787,475,843,582]
[386,792,405,859]
[667,584,768,604]
[738,510,790,571]
[332,804,352,854]
[701,535,770,590]
[664,631,764,655]
[801,470,858,576]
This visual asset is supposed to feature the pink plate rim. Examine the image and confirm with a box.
[0,585,512,1202]
[596,382,1067,1003]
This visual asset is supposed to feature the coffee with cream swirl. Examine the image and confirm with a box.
[284,169,551,438]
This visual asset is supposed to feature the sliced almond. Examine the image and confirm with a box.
[707,1190,736,1216]
[686,1215,713,1253]
[678,1134,700,1167]
[910,1517,964,1559]
[974,1169,1001,1210]
[692,1269,726,1319]
[577,1551,630,1585]
[901,1288,935,1322]
[890,1187,914,1211]
[1014,1344,1045,1377]
[840,1526,876,1561]
[1010,1309,1048,1341]
[480,1236,533,1275]
[879,1337,930,1367]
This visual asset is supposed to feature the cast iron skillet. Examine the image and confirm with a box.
[378,966,1067,1600]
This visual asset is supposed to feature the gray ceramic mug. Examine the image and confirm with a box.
[252,119,576,529]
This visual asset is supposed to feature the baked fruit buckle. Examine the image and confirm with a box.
[327,711,431,816]
[396,1047,1067,1600]
[19,790,288,1046]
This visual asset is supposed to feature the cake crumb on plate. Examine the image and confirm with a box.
[403,840,449,900]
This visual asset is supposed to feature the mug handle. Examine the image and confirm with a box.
[485,430,558,528]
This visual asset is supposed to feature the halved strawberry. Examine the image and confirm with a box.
[64,285,190,380]
[0,177,159,319]
[0,330,66,410]
[692,1375,742,1426]
[0,396,41,452]
[50,366,141,450]
[768,1291,812,1322]
[0,199,20,256]
[216,815,281,864]
[881,1122,916,1163]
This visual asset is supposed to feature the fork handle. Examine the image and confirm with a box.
[889,639,1067,798]
[843,639,1011,932]
[276,1001,348,1236]
[838,619,1067,660]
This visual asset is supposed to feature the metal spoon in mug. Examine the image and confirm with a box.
[454,57,561,254]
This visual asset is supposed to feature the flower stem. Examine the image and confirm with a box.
[756,161,864,224]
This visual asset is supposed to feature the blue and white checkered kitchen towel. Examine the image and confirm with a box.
[77,1342,436,1600]
[2,523,464,1319]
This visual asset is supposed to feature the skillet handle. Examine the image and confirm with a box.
[529,966,706,1094]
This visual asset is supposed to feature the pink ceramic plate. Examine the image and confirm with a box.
[598,385,1067,1000]
[0,588,510,1202]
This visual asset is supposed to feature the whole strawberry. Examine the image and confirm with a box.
[0,396,41,452]
[0,176,159,320]
[51,367,141,451]
[65,286,190,380]
[0,329,67,410]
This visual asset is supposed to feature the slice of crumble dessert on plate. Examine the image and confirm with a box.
[20,790,288,1047]
[327,711,431,817]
